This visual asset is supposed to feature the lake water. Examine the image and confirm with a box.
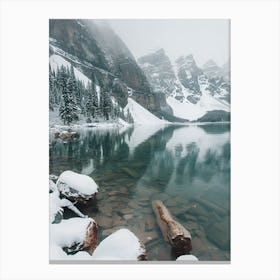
[49,124,230,261]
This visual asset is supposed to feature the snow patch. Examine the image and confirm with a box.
[49,54,90,85]
[167,90,229,121]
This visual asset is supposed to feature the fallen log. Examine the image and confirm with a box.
[152,200,192,257]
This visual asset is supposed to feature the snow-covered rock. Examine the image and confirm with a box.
[124,97,167,125]
[56,170,99,202]
[50,217,98,260]
[176,254,199,261]
[50,227,146,261]
[92,228,146,260]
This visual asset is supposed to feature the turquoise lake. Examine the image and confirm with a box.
[49,124,230,261]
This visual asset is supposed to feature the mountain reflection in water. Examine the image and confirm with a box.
[49,124,230,261]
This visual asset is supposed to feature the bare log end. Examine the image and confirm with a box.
[172,235,192,257]
[83,219,99,255]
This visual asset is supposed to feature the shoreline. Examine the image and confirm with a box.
[49,121,230,131]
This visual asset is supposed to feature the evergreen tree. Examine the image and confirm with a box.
[125,109,133,123]
[49,65,55,111]
[59,75,79,125]
[102,90,112,120]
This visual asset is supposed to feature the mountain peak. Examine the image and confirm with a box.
[154,48,166,56]
[185,54,194,60]
[203,59,218,69]
[137,48,169,66]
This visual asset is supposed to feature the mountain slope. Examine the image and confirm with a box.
[124,98,167,125]
[138,49,230,122]
[49,19,165,117]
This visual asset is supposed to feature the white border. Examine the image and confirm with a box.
[0,0,279,279]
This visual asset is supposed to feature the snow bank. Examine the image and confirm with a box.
[49,179,57,192]
[49,190,64,223]
[92,229,145,260]
[176,254,198,261]
[49,54,90,85]
[50,227,145,261]
[57,170,98,196]
[49,190,86,223]
[124,97,167,125]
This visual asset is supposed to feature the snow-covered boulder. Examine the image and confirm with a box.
[176,254,199,261]
[92,228,147,260]
[50,217,98,260]
[56,170,99,203]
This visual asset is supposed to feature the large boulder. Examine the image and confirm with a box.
[56,170,99,203]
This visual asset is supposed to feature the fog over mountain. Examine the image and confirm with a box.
[107,19,230,67]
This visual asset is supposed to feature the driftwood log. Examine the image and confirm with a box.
[152,200,192,257]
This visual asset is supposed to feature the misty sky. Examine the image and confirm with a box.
[107,19,230,67]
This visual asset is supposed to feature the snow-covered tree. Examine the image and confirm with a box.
[59,76,79,125]
[102,90,112,120]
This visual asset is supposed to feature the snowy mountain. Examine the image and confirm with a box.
[49,20,230,124]
[49,19,168,125]
[138,49,230,122]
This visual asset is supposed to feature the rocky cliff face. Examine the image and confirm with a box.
[138,50,230,121]
[203,59,230,103]
[138,49,179,95]
[49,19,165,116]
[175,54,203,104]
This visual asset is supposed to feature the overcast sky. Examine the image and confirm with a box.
[107,19,230,67]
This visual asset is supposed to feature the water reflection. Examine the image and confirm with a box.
[49,124,230,261]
